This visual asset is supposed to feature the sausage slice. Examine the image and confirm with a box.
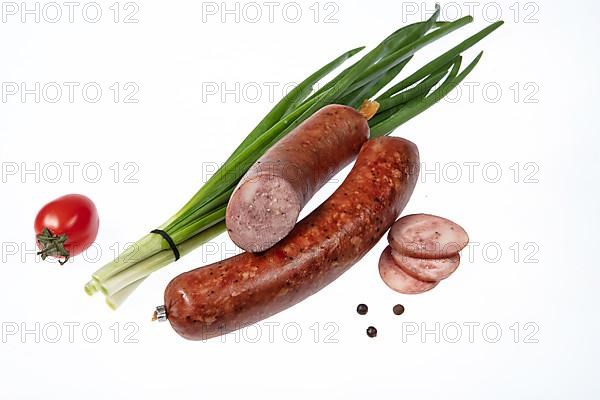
[379,246,438,294]
[388,214,469,259]
[390,249,460,282]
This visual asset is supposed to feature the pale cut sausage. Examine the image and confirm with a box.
[390,249,460,282]
[388,214,469,259]
[379,246,438,294]
[226,104,370,253]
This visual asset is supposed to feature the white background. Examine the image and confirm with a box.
[1,0,598,398]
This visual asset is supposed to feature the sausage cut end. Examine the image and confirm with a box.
[226,174,301,253]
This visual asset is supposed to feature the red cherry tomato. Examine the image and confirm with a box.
[34,194,99,264]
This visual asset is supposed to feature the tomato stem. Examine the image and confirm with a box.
[36,227,70,265]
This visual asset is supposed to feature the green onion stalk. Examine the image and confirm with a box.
[86,8,503,308]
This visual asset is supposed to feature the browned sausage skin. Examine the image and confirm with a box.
[226,104,370,253]
[164,136,419,340]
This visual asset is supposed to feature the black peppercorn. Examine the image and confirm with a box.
[366,326,377,338]
[356,304,368,315]
[393,304,405,315]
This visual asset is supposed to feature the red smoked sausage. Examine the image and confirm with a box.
[226,104,370,253]
[163,136,419,340]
